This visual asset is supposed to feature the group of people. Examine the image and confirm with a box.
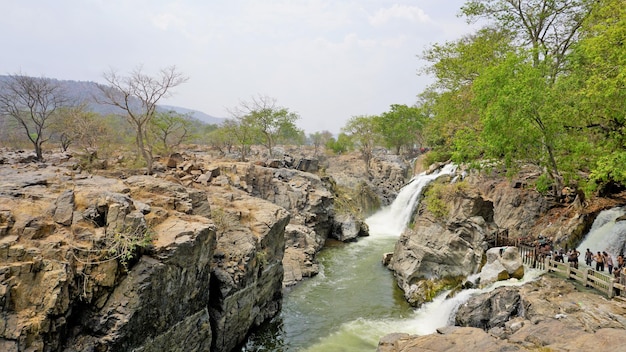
[551,247,625,278]
[533,239,626,280]
[583,248,626,279]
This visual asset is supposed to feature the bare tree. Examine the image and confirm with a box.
[0,74,70,160]
[98,65,188,174]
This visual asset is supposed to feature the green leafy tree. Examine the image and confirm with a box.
[561,0,626,190]
[0,74,71,160]
[342,115,380,171]
[223,116,260,161]
[149,110,193,153]
[98,65,188,174]
[207,124,236,155]
[326,133,353,155]
[474,52,565,188]
[235,95,300,156]
[375,104,425,155]
[461,0,594,78]
[420,28,514,162]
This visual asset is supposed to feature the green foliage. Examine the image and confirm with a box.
[149,110,193,153]
[234,95,301,156]
[342,115,379,170]
[326,133,353,154]
[423,183,449,219]
[423,180,469,219]
[422,149,452,167]
[375,104,426,155]
[534,174,553,195]
[107,226,154,270]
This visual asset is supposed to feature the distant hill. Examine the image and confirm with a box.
[158,105,225,125]
[0,75,226,125]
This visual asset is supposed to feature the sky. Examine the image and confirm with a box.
[1,0,479,134]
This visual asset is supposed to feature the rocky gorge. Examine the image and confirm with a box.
[0,147,407,352]
[2,145,626,352]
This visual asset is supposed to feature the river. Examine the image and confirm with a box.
[240,166,546,351]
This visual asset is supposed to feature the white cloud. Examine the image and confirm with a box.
[369,4,431,26]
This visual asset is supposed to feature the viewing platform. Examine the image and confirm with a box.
[517,243,626,300]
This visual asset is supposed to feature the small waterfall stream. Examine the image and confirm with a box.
[577,207,626,260]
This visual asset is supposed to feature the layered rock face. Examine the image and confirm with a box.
[389,172,495,306]
[0,155,289,352]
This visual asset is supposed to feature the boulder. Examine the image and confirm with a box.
[332,213,369,242]
[479,246,524,287]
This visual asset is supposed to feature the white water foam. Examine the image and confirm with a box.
[577,207,626,260]
[303,268,545,352]
[366,164,457,238]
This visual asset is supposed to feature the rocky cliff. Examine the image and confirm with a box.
[382,163,626,350]
[388,165,602,307]
[0,151,290,352]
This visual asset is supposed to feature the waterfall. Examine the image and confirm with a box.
[244,163,542,352]
[366,164,457,237]
[577,207,626,260]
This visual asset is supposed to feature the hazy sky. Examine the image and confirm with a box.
[2,0,478,134]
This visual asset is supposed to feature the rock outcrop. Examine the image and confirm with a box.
[389,172,493,306]
[388,165,595,307]
[379,275,626,351]
[0,155,289,352]
[478,246,524,287]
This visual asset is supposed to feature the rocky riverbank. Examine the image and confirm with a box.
[0,146,411,352]
[378,275,626,351]
[0,150,293,352]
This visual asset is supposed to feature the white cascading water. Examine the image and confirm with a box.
[367,163,458,237]
[577,207,626,264]
[245,164,558,351]
[298,164,544,352]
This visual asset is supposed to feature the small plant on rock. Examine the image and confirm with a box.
[107,224,154,270]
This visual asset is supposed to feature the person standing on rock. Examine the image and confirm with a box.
[594,251,605,271]
[585,248,593,266]
[603,251,614,274]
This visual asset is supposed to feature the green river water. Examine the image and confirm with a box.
[240,164,554,351]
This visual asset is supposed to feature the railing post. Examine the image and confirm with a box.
[582,268,589,287]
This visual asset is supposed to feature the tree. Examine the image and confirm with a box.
[98,65,188,174]
[207,124,237,155]
[342,115,379,171]
[461,0,593,79]
[223,116,260,161]
[326,133,353,155]
[0,74,70,160]
[474,51,566,191]
[420,27,514,163]
[375,104,426,155]
[309,130,333,156]
[560,0,626,190]
[149,110,193,153]
[234,95,300,156]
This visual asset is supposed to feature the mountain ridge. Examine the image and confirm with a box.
[0,75,227,125]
